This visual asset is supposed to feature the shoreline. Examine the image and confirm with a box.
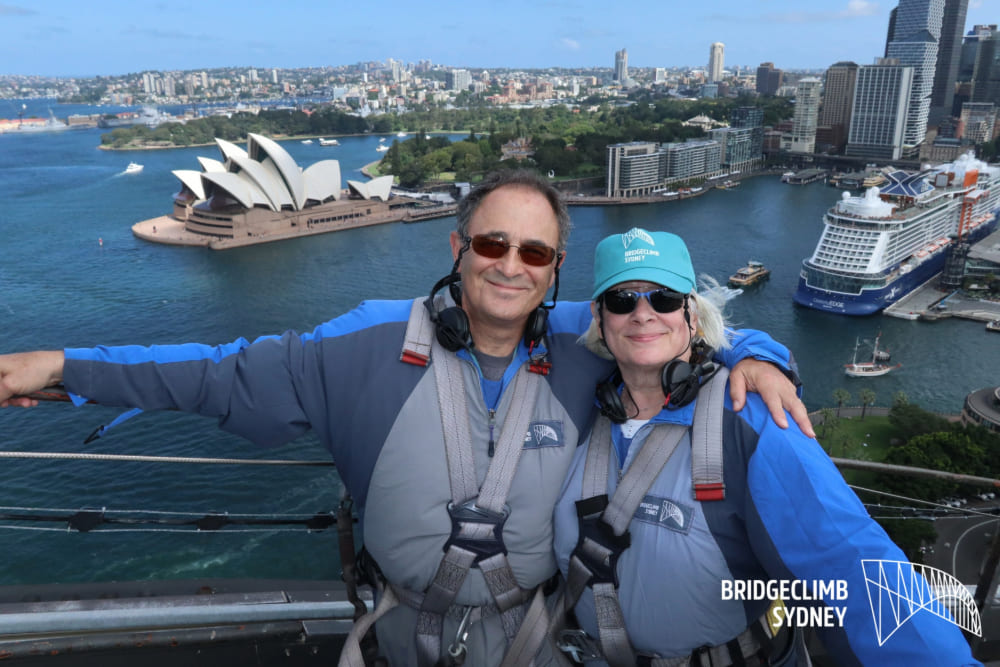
[98,129,471,151]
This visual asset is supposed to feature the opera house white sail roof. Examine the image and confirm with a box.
[172,133,376,212]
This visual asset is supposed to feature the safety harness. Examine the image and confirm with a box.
[554,367,779,667]
[339,297,555,667]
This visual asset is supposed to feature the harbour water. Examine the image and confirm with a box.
[1,103,998,586]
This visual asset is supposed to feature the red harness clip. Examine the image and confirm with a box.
[400,350,429,367]
[694,483,726,502]
[529,359,552,375]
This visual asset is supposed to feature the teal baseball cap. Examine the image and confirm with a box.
[592,227,696,299]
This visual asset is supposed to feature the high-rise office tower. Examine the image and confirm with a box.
[756,62,783,96]
[819,62,859,153]
[709,43,725,82]
[971,36,1000,104]
[885,0,946,154]
[819,62,860,128]
[790,78,822,152]
[846,59,914,160]
[885,8,898,58]
[929,0,970,125]
[614,48,628,83]
[960,25,997,81]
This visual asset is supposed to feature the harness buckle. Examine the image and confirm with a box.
[444,497,510,563]
[557,629,603,663]
[572,494,630,587]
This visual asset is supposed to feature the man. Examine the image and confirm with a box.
[0,170,810,666]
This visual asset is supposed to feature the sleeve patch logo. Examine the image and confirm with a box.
[633,495,693,534]
[523,420,564,448]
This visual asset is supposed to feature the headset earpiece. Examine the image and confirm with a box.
[661,357,719,409]
[595,370,628,423]
[425,274,473,352]
[523,308,548,350]
[434,305,473,351]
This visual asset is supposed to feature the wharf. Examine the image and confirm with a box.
[783,169,828,185]
[885,277,1000,322]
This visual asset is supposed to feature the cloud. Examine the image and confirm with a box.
[560,37,580,50]
[0,3,35,15]
[125,26,211,42]
[843,0,878,17]
[722,0,880,24]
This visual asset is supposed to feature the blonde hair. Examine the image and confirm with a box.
[579,276,733,360]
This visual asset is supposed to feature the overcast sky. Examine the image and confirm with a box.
[0,0,993,77]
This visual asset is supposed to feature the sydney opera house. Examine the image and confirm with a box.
[132,133,453,250]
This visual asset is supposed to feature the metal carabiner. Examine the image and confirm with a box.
[446,605,473,664]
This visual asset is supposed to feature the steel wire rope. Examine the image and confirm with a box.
[850,484,1000,519]
[0,450,335,466]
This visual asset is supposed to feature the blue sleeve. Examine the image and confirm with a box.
[62,299,413,447]
[716,328,797,379]
[741,400,980,666]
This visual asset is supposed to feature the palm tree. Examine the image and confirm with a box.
[833,388,851,417]
[859,388,877,420]
[892,391,909,409]
[819,407,836,441]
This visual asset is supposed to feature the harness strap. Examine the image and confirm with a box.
[400,296,437,367]
[690,367,728,501]
[339,584,398,667]
[576,418,688,667]
[635,616,777,667]
[557,369,730,667]
[404,297,548,666]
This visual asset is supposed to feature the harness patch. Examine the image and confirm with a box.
[633,494,693,534]
[523,420,564,448]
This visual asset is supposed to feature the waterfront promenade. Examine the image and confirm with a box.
[885,278,1000,323]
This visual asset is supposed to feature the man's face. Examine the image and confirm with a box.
[449,184,563,348]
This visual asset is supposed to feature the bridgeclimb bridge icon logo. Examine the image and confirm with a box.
[861,559,982,645]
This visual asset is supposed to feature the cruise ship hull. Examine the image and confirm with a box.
[794,216,997,315]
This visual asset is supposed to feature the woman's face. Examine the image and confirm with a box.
[592,280,695,374]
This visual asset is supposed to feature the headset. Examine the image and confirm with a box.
[595,343,719,423]
[424,239,560,353]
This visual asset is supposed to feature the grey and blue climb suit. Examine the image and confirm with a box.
[552,380,981,666]
[61,297,792,666]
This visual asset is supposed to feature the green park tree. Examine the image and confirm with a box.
[819,407,837,441]
[892,391,909,409]
[833,388,851,417]
[888,403,951,441]
[858,389,877,419]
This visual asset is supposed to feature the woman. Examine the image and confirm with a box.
[551,228,979,666]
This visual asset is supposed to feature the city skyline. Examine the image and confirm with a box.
[0,0,993,78]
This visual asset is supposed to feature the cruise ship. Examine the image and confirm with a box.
[794,154,1000,315]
